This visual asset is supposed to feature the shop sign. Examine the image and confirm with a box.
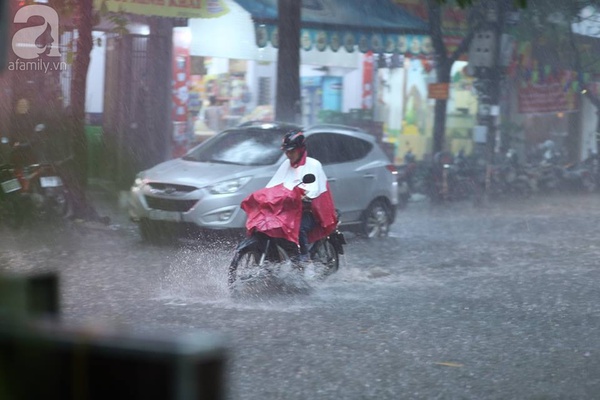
[517,70,579,114]
[518,83,578,114]
[427,83,449,100]
[95,0,229,19]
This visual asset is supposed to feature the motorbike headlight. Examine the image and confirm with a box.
[208,177,251,194]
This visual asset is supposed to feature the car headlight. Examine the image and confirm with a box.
[208,177,251,194]
[132,172,148,188]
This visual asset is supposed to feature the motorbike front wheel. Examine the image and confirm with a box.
[228,247,264,287]
[310,239,339,279]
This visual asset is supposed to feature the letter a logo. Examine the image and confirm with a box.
[12,5,61,60]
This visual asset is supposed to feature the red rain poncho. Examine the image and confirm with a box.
[241,184,304,244]
[241,155,337,244]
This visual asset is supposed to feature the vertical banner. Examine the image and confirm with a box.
[362,51,374,109]
[172,27,191,158]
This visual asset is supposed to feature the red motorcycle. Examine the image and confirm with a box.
[9,124,71,221]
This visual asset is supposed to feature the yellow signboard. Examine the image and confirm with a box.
[95,0,229,19]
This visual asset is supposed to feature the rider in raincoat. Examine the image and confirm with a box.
[265,129,337,262]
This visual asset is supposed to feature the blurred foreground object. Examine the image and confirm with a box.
[0,272,59,320]
[0,320,228,399]
[0,0,8,70]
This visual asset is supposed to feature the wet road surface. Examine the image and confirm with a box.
[1,191,599,399]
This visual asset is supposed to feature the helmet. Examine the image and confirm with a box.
[281,129,305,151]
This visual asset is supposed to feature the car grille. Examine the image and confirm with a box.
[145,196,198,212]
[147,182,198,193]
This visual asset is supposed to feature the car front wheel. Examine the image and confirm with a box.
[361,200,391,239]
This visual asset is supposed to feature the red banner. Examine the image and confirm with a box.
[362,51,374,109]
[172,28,191,158]
[518,83,577,114]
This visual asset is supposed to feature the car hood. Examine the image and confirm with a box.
[143,158,273,188]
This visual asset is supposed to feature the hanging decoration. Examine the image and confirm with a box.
[254,24,432,57]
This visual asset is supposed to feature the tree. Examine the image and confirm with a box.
[275,0,301,124]
[425,0,527,157]
[425,0,483,153]
[523,0,600,156]
[67,0,97,220]
[49,0,122,222]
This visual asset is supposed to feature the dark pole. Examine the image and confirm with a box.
[473,0,505,199]
[276,0,301,124]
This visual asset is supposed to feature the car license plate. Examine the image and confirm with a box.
[1,179,21,193]
[149,210,181,222]
[40,176,63,188]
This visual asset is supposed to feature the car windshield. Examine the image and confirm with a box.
[182,129,283,166]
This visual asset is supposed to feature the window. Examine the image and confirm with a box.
[183,128,283,166]
[307,133,372,165]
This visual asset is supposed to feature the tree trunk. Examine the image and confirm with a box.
[275,0,301,124]
[427,0,456,155]
[432,62,451,154]
[68,0,103,221]
[71,0,92,186]
[426,0,478,157]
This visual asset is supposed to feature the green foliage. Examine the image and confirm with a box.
[107,9,130,36]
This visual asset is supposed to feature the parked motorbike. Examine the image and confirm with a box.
[395,150,417,209]
[395,164,413,209]
[486,150,535,199]
[559,162,596,193]
[428,151,482,205]
[10,124,71,221]
[526,159,561,193]
[228,174,345,290]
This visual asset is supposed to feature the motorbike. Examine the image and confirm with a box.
[395,151,418,209]
[0,137,25,228]
[428,151,483,206]
[486,150,535,199]
[228,174,346,290]
[559,162,596,193]
[9,124,71,221]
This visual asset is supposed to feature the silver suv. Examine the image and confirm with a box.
[129,123,398,240]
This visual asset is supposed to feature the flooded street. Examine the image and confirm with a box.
[1,193,600,399]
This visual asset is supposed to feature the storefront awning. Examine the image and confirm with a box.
[234,0,431,55]
[95,0,229,19]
